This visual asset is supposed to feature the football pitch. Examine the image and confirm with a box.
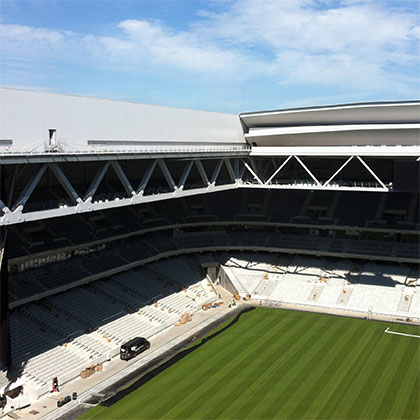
[79,307,419,420]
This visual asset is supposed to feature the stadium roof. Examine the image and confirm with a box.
[240,101,420,150]
[1,89,419,159]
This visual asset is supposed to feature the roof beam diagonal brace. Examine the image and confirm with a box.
[224,159,236,182]
[48,164,81,204]
[84,162,110,202]
[0,200,10,215]
[12,164,47,211]
[210,160,224,185]
[177,161,194,190]
[157,159,176,191]
[243,160,264,185]
[137,160,157,194]
[195,160,209,186]
[265,155,293,185]
[356,156,387,189]
[233,159,240,179]
[110,161,135,196]
[323,156,354,187]
[294,156,322,186]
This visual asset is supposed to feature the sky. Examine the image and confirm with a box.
[0,0,419,113]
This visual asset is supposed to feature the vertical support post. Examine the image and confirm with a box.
[0,164,11,371]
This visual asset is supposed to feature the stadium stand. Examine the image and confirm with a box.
[221,254,419,319]
[6,255,219,399]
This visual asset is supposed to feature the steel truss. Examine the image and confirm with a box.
[0,153,397,225]
[243,155,388,191]
[0,158,242,225]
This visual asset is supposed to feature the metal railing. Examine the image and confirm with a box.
[0,141,251,156]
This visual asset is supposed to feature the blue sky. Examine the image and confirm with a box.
[1,0,419,113]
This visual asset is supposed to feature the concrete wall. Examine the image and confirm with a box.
[0,88,245,151]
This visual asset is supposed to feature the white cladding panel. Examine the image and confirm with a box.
[0,88,245,149]
[241,102,420,127]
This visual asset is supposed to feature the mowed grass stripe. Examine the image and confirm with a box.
[370,336,420,419]
[266,319,370,420]
[358,335,409,419]
[78,308,420,420]
[131,310,271,419]
[344,332,406,419]
[159,310,292,419]
[81,311,266,420]
[389,345,420,420]
[170,310,317,420]
[246,316,352,419]
[315,321,386,420]
[402,369,420,420]
[218,313,334,419]
[284,318,369,420]
[143,309,289,419]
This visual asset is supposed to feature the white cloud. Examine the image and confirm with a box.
[0,0,418,102]
[97,19,245,73]
[193,0,419,90]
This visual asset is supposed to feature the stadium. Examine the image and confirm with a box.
[0,87,419,419]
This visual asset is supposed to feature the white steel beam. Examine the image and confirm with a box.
[265,155,293,185]
[250,146,420,157]
[323,156,354,187]
[356,156,387,189]
[243,183,388,192]
[243,161,264,185]
[1,183,238,225]
[294,156,322,186]
[246,123,420,137]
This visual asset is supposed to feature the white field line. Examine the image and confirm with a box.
[384,327,420,339]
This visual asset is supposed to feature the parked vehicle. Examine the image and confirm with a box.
[120,337,150,361]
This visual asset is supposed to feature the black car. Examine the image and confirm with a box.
[120,337,150,361]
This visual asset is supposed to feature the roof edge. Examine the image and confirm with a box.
[240,100,420,117]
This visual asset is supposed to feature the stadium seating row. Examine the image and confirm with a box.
[9,228,419,304]
[222,254,420,320]
[8,189,419,259]
[9,256,218,398]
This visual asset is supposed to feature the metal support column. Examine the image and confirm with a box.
[0,164,11,371]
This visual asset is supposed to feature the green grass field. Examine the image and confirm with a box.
[79,307,420,420]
